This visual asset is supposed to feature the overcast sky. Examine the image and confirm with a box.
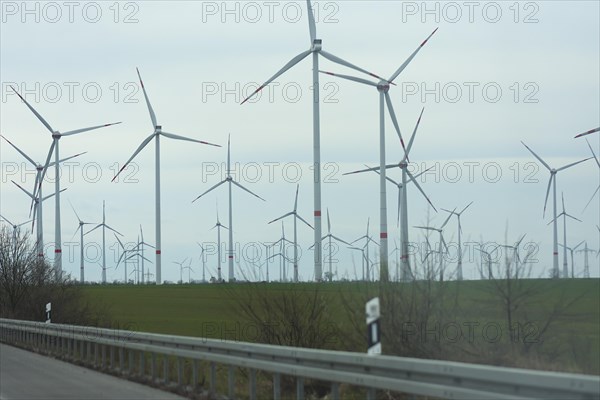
[1,1,599,283]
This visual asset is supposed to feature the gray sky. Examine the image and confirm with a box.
[1,1,599,282]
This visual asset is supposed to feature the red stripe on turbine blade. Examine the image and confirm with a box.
[156,250,161,255]
[380,232,388,239]
[314,210,321,217]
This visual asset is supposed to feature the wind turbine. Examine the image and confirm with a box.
[350,218,379,281]
[11,87,120,280]
[345,109,436,282]
[197,243,207,283]
[576,242,598,278]
[2,135,84,258]
[548,194,581,278]
[498,234,527,279]
[111,68,219,285]
[268,222,293,282]
[415,210,453,281]
[10,180,65,258]
[476,245,499,280]
[192,135,265,282]
[522,142,590,278]
[173,258,188,284]
[348,246,368,282]
[559,240,585,279]
[69,201,98,283]
[308,209,350,282]
[582,139,600,212]
[574,127,600,138]
[322,29,438,281]
[241,1,388,282]
[137,225,155,284]
[85,201,122,283]
[441,202,473,281]
[268,184,313,282]
[183,259,194,283]
[0,214,32,243]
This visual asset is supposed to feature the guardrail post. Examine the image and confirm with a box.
[101,344,106,369]
[119,347,125,373]
[94,343,99,366]
[140,351,146,379]
[129,349,134,375]
[192,359,198,388]
[163,355,169,385]
[331,382,340,400]
[87,341,92,364]
[210,362,216,395]
[297,377,305,400]
[273,373,281,400]
[366,387,376,400]
[110,346,115,370]
[151,353,157,381]
[249,369,257,400]
[177,357,183,386]
[228,365,235,398]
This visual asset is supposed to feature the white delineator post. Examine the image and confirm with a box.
[45,303,51,323]
[366,297,381,355]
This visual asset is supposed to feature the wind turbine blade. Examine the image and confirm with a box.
[583,185,600,212]
[574,240,585,250]
[542,175,553,217]
[296,214,314,229]
[112,133,154,182]
[441,235,449,252]
[521,141,551,171]
[62,122,121,136]
[268,212,294,224]
[114,233,126,251]
[440,208,455,229]
[384,92,407,157]
[192,179,228,203]
[585,139,600,168]
[564,213,582,222]
[241,50,312,104]
[232,180,266,201]
[11,86,54,133]
[344,165,396,175]
[516,234,526,247]
[37,140,57,198]
[306,0,316,43]
[397,184,401,227]
[136,67,158,128]
[51,151,87,167]
[69,200,82,222]
[331,235,351,246]
[11,180,35,200]
[227,135,231,176]
[574,127,600,138]
[320,50,387,83]
[0,214,15,226]
[104,224,124,236]
[460,201,474,215]
[406,107,425,157]
[160,131,220,147]
[294,184,299,212]
[406,170,437,212]
[414,226,436,231]
[326,208,331,233]
[388,28,439,83]
[84,224,102,236]
[556,157,591,172]
[319,70,378,87]
[0,135,36,166]
[374,170,399,186]
[71,224,81,241]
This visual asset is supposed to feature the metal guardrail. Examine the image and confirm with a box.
[1,318,599,400]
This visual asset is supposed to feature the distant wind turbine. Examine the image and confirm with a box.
[241,0,387,281]
[415,210,454,281]
[521,141,590,278]
[309,209,350,282]
[173,258,188,284]
[441,202,473,281]
[0,214,33,243]
[548,194,581,278]
[69,201,98,283]
[476,245,499,280]
[11,87,120,280]
[268,184,313,282]
[85,201,122,283]
[111,68,219,285]
[582,139,600,213]
[351,218,378,281]
[193,136,264,282]
[559,240,585,279]
[498,234,527,279]
[137,225,155,284]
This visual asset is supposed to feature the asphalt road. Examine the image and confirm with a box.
[0,344,186,400]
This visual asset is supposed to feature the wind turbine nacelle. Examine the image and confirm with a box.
[312,39,322,51]
[156,125,162,131]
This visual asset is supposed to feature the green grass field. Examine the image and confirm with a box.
[82,278,600,374]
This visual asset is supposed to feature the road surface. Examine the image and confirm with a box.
[0,344,186,400]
